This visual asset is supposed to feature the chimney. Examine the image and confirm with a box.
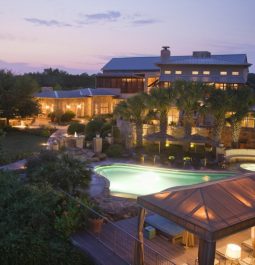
[161,46,170,61]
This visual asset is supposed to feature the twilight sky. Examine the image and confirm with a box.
[1,0,255,74]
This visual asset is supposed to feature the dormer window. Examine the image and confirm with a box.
[232,71,239,76]
[192,71,199,75]
[175,71,182,75]
[203,71,210,75]
[164,70,171,74]
[220,71,227,76]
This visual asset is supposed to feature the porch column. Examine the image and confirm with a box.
[134,207,145,265]
[198,238,216,265]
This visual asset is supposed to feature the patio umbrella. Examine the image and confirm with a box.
[134,207,145,265]
[180,134,216,146]
[144,132,177,154]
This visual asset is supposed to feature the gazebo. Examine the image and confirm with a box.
[136,174,255,265]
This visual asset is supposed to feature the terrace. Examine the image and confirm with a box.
[72,173,255,265]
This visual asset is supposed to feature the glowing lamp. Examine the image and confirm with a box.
[190,143,195,148]
[45,105,50,109]
[225,244,241,260]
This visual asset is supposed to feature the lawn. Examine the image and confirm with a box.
[1,131,48,165]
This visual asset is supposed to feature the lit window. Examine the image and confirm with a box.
[203,71,210,75]
[164,82,169,88]
[175,71,182,75]
[164,70,171,74]
[232,71,239,76]
[192,71,199,75]
[220,71,227,76]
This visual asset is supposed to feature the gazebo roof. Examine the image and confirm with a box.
[137,174,255,241]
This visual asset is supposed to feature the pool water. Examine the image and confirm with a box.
[94,163,234,198]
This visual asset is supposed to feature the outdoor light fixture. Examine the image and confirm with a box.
[190,143,195,148]
[225,244,241,262]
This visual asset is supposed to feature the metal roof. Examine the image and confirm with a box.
[159,74,246,84]
[137,173,255,241]
[36,88,120,99]
[102,54,250,72]
[102,57,160,71]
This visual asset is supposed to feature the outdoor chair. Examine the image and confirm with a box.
[145,214,184,244]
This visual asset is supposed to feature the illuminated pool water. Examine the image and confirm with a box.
[240,163,255,171]
[94,163,234,198]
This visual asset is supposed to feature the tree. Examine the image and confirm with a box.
[227,86,254,148]
[146,87,174,146]
[26,151,91,194]
[114,94,149,147]
[0,171,93,265]
[204,88,231,143]
[0,70,40,124]
[172,80,210,137]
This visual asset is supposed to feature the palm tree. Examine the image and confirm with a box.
[172,80,210,137]
[227,86,254,148]
[204,88,231,143]
[146,87,175,146]
[114,94,149,147]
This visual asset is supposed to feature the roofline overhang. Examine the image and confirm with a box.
[137,173,255,241]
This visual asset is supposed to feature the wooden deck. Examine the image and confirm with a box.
[73,216,252,265]
[114,217,251,265]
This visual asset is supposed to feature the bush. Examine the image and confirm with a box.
[85,119,105,140]
[67,122,86,135]
[61,110,75,122]
[106,144,124,158]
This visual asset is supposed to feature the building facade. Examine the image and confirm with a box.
[36,88,120,118]
[97,47,251,96]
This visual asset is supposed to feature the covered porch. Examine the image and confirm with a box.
[136,174,255,265]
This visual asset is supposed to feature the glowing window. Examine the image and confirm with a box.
[175,71,182,75]
[164,82,169,88]
[164,70,171,74]
[232,71,239,76]
[220,71,227,76]
[203,71,210,75]
[192,71,199,75]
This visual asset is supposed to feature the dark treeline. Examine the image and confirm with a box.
[25,68,96,90]
[248,73,255,89]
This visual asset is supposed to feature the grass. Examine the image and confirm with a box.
[1,131,48,165]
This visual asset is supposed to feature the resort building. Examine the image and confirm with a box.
[36,88,120,117]
[97,46,251,95]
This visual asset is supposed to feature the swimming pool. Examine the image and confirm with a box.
[94,163,234,198]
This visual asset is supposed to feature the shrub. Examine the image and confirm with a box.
[106,144,124,158]
[85,119,104,140]
[67,122,86,135]
[61,111,75,122]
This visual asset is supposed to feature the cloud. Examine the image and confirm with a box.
[132,19,160,26]
[25,18,72,27]
[78,11,121,25]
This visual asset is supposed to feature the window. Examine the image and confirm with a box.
[94,103,109,115]
[163,82,169,88]
[164,70,171,74]
[100,103,109,114]
[192,71,199,75]
[203,71,210,75]
[175,71,182,75]
[232,71,239,76]
[220,71,227,76]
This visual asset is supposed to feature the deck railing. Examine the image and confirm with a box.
[63,191,176,265]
